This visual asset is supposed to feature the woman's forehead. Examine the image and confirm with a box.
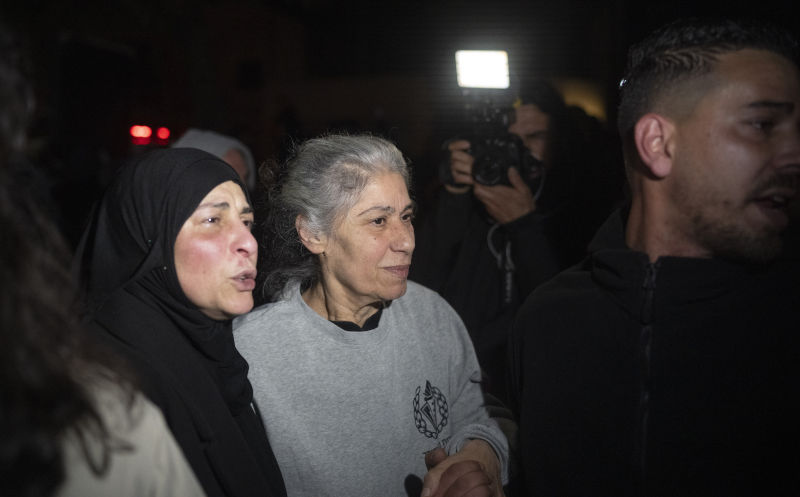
[349,173,410,211]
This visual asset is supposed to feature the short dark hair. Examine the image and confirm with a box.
[617,18,799,140]
[516,78,566,119]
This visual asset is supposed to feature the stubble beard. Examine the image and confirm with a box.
[686,175,790,264]
[691,210,784,264]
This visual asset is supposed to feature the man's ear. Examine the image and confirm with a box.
[634,113,675,179]
[295,215,326,255]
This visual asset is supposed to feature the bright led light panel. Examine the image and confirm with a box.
[455,50,510,89]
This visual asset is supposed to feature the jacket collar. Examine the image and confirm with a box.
[586,208,766,320]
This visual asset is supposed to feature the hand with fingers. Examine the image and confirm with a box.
[472,167,536,225]
[444,140,476,194]
[420,440,504,497]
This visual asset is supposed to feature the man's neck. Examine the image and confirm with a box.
[625,194,712,262]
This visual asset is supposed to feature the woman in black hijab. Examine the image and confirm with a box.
[74,148,286,497]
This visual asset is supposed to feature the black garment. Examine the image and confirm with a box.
[74,148,286,497]
[410,190,567,403]
[509,208,800,496]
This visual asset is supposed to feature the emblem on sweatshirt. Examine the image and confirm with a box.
[413,380,449,439]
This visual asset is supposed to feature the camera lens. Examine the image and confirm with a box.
[474,149,508,185]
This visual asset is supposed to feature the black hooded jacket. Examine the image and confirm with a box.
[74,148,286,497]
[509,208,800,496]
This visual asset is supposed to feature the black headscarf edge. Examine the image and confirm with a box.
[74,147,247,315]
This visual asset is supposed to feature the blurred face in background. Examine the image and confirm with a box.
[509,103,551,162]
[223,148,250,185]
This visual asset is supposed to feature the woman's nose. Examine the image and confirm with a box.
[235,222,258,257]
[392,222,415,253]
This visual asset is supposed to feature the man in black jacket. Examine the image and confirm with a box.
[509,18,800,496]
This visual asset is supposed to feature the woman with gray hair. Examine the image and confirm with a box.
[234,134,509,497]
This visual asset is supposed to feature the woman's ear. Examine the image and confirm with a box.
[634,113,675,179]
[296,215,326,255]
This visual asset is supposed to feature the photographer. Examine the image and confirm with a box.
[411,79,623,404]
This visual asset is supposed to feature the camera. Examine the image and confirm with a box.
[445,50,544,188]
[465,101,542,186]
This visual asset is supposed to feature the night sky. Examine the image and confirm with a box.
[3,0,798,245]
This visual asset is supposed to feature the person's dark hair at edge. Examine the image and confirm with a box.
[1,22,133,497]
[1,173,136,497]
[617,17,800,148]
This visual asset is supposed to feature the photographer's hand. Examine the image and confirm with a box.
[445,140,474,194]
[473,167,536,224]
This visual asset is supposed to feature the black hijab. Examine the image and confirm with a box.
[74,148,286,496]
[75,147,254,411]
[75,148,242,312]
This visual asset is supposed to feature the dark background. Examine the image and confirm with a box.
[3,0,798,246]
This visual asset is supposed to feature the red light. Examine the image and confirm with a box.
[130,125,152,138]
[156,127,170,140]
[130,125,153,145]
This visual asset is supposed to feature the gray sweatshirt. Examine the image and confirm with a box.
[234,281,509,497]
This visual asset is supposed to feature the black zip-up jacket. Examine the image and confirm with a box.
[509,208,800,496]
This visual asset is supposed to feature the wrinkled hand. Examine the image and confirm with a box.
[473,167,536,224]
[421,440,504,497]
[445,139,475,194]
